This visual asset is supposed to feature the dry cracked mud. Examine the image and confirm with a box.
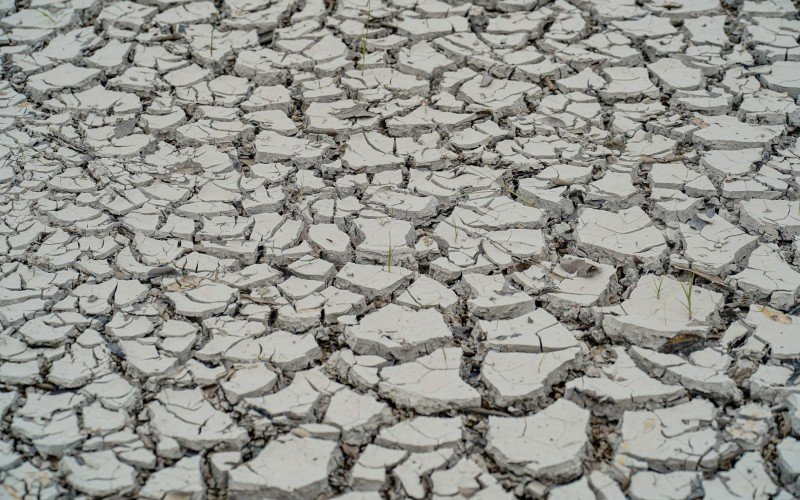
[0,0,800,498]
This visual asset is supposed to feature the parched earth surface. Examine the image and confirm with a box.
[2,0,800,498]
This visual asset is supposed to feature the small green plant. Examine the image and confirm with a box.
[386,232,394,272]
[653,277,664,299]
[679,273,696,320]
[358,1,372,71]
[37,9,56,23]
[269,239,277,260]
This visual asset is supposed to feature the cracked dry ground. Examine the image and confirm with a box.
[2,0,800,499]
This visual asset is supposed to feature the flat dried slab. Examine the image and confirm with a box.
[487,399,590,481]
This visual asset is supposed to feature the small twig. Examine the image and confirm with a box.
[151,34,183,42]
[466,407,512,417]
[670,263,729,288]
[209,25,216,57]
[640,154,685,165]
[543,76,556,92]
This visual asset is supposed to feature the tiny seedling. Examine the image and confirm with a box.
[679,273,696,320]
[37,9,56,23]
[386,233,394,273]
[653,277,664,299]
